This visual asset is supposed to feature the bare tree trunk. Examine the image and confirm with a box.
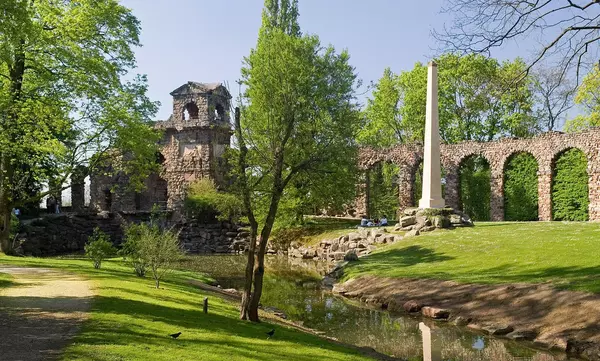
[247,187,282,322]
[234,107,260,320]
[0,155,14,255]
[239,227,257,320]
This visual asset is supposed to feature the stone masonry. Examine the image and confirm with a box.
[355,129,600,221]
[88,82,232,216]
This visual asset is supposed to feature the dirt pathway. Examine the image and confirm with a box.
[0,267,94,361]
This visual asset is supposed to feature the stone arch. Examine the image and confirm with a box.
[182,102,199,120]
[366,160,401,219]
[458,153,491,221]
[503,151,539,221]
[551,147,589,221]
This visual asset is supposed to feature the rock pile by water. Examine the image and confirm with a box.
[288,228,403,262]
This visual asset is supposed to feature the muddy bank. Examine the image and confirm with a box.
[332,275,600,360]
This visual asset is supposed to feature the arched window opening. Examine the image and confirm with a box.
[552,148,589,221]
[182,102,199,120]
[215,103,225,120]
[458,155,491,221]
[504,152,539,221]
[367,162,400,219]
[103,189,112,211]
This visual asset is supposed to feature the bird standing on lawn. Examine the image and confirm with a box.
[266,329,275,339]
[170,332,182,339]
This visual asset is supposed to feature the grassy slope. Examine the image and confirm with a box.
[0,255,373,361]
[344,222,600,293]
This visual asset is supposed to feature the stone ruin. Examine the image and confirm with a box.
[87,81,232,216]
[354,129,600,222]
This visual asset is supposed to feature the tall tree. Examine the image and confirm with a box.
[435,0,600,80]
[357,68,403,147]
[361,54,538,146]
[0,0,160,254]
[235,0,360,321]
[532,67,576,131]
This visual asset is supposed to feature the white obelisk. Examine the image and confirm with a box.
[419,61,445,209]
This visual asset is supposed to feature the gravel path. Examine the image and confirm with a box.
[0,267,93,361]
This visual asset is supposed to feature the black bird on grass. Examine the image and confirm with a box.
[266,329,275,339]
[169,332,182,339]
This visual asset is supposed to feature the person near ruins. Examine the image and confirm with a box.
[360,215,368,227]
[46,196,55,214]
[380,215,388,226]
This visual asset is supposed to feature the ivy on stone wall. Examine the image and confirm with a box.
[552,148,589,221]
[459,156,491,221]
[504,153,539,221]
[368,162,399,219]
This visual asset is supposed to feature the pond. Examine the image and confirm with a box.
[178,255,579,361]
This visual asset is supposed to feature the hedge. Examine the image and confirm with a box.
[504,152,539,221]
[459,155,490,221]
[552,148,589,221]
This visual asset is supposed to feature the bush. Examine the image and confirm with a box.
[137,224,182,288]
[84,228,116,269]
[184,179,244,223]
[552,148,589,221]
[119,223,148,277]
[504,153,539,221]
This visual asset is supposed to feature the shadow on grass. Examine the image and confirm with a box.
[67,293,368,361]
[346,245,454,274]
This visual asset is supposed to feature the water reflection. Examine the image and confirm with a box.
[178,255,579,361]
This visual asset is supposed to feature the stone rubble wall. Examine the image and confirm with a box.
[356,129,600,221]
[15,212,249,257]
[288,227,403,263]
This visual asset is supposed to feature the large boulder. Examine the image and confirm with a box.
[399,216,417,227]
[344,250,359,261]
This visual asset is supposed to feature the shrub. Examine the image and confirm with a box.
[552,148,589,221]
[137,224,182,288]
[119,223,148,277]
[84,228,115,269]
[184,178,244,223]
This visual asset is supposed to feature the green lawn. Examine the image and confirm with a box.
[0,255,373,361]
[343,222,600,293]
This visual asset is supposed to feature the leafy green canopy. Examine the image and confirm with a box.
[359,53,538,147]
[0,0,160,212]
[504,152,538,221]
[564,66,600,132]
[459,156,491,221]
[238,27,361,228]
[552,148,589,221]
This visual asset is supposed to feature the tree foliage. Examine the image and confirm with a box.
[504,153,538,221]
[234,0,361,322]
[185,179,244,223]
[0,0,161,254]
[359,54,538,147]
[459,156,490,221]
[564,66,600,132]
[552,148,589,221]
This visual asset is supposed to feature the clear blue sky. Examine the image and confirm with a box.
[121,0,538,120]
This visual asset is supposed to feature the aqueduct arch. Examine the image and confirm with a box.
[356,130,600,221]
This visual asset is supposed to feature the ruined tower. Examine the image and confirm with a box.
[156,82,233,212]
[90,82,232,214]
